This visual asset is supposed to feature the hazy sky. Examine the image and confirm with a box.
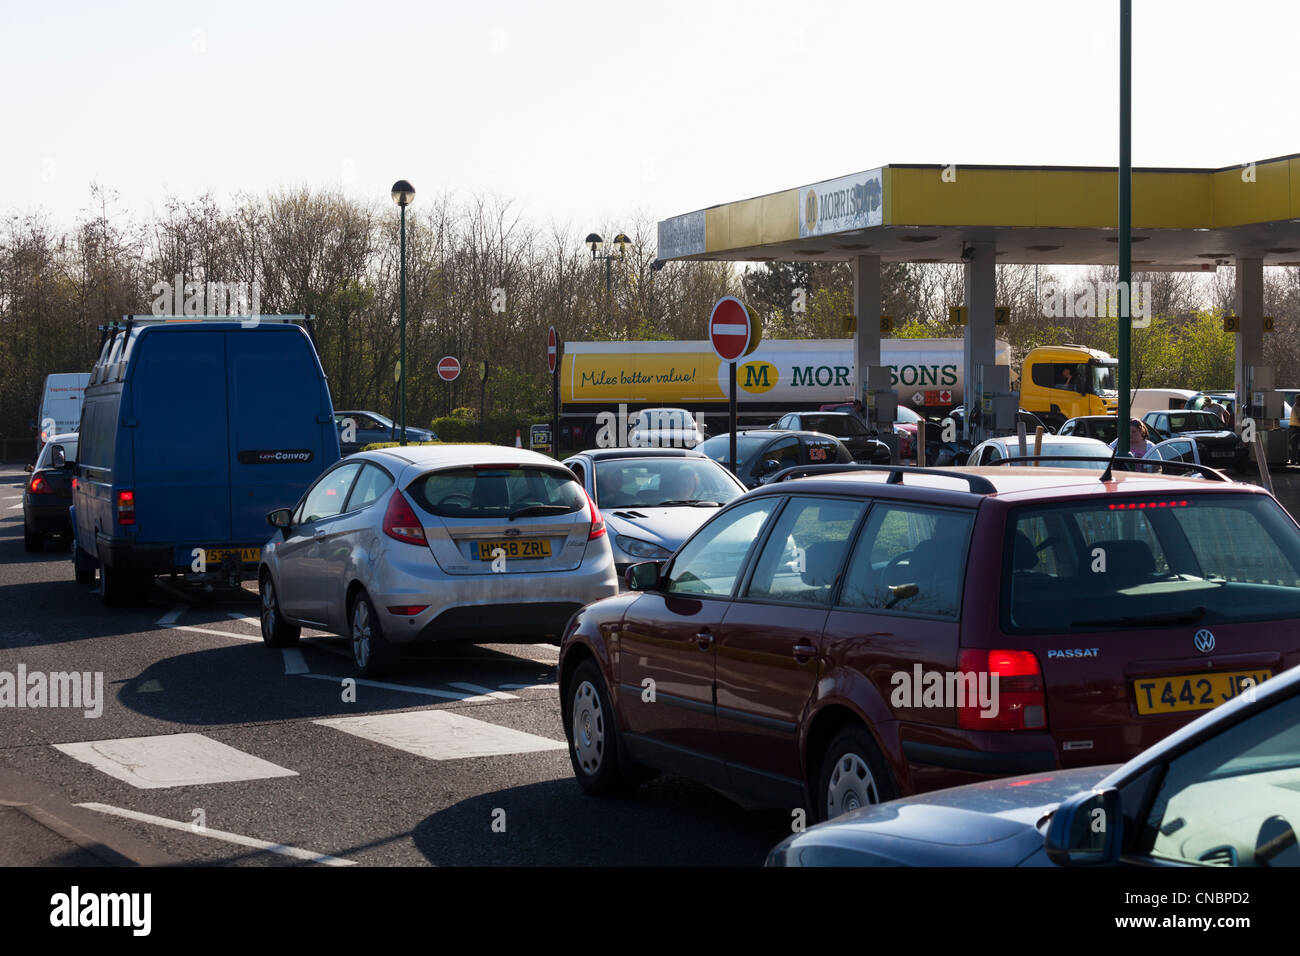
[4,0,1297,233]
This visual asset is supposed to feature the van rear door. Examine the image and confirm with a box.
[225,328,338,544]
[130,330,232,544]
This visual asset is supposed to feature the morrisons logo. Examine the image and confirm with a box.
[791,366,852,388]
[739,361,778,393]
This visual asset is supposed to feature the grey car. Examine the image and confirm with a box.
[966,434,1111,468]
[258,445,618,676]
[768,662,1300,867]
[562,448,747,579]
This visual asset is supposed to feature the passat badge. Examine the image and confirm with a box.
[1194,629,1215,653]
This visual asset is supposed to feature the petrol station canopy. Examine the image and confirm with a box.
[656,154,1300,268]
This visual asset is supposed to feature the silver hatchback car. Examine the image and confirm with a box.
[258,445,618,675]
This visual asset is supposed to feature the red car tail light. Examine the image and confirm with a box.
[386,605,429,616]
[28,472,51,495]
[382,491,427,544]
[117,490,136,525]
[957,648,1046,731]
[582,488,606,540]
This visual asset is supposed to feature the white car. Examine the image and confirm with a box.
[626,408,705,448]
[258,445,618,676]
[967,434,1112,468]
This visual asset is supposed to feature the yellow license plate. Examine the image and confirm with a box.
[1133,670,1271,715]
[472,539,551,560]
[202,547,262,564]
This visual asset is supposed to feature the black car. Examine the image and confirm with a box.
[24,432,77,552]
[769,660,1300,867]
[1057,415,1119,444]
[771,412,891,464]
[335,410,437,455]
[698,429,853,488]
[1142,409,1248,471]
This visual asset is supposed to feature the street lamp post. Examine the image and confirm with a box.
[585,232,630,328]
[392,179,416,445]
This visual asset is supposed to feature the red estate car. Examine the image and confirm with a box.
[559,462,1300,822]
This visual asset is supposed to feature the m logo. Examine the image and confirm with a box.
[1194,629,1216,654]
[739,361,778,394]
[804,191,819,230]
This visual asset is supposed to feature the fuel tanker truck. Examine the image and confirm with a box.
[556,338,1012,448]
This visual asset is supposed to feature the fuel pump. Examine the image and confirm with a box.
[1247,365,1285,464]
[863,365,898,463]
[977,364,1016,443]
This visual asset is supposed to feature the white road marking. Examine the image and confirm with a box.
[448,681,515,700]
[170,623,262,642]
[227,613,260,626]
[295,672,510,702]
[77,803,354,866]
[3,495,21,500]
[281,648,310,675]
[498,682,560,691]
[157,607,185,626]
[54,733,297,789]
[8,504,23,510]
[315,710,565,761]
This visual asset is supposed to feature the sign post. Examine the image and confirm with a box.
[437,356,461,382]
[548,326,560,456]
[709,296,760,476]
[479,360,489,441]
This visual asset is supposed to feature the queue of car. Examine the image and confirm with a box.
[32,325,1300,866]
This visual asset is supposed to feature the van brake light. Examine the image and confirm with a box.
[117,490,136,525]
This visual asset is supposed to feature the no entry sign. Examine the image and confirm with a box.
[710,297,759,362]
[547,326,558,374]
[437,356,461,382]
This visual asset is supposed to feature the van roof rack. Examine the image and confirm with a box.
[117,314,314,324]
[770,463,998,495]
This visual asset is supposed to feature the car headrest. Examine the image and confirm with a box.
[1091,539,1156,577]
[471,475,510,510]
[800,540,844,588]
[1013,531,1039,571]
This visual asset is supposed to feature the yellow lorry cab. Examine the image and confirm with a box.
[1020,345,1119,430]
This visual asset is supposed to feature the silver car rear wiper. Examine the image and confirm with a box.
[507,505,572,520]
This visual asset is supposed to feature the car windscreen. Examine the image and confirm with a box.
[1167,412,1223,433]
[595,458,741,508]
[700,434,768,471]
[895,406,921,425]
[1003,493,1300,632]
[1013,442,1110,468]
[408,466,584,518]
[807,416,867,437]
[35,438,78,469]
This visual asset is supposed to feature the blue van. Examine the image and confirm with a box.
[72,316,341,605]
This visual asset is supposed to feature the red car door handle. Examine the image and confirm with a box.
[695,630,714,650]
[793,643,817,662]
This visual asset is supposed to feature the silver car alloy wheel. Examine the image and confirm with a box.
[826,752,880,818]
[352,599,372,670]
[571,680,605,775]
[261,579,277,636]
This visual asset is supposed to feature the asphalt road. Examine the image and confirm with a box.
[0,467,792,866]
